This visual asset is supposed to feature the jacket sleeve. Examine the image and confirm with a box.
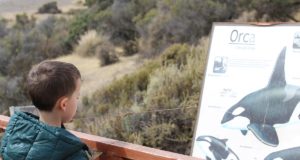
[0,114,18,158]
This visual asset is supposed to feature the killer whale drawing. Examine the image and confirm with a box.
[265,147,300,160]
[196,135,239,160]
[221,47,300,147]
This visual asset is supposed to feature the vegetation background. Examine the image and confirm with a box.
[0,0,300,155]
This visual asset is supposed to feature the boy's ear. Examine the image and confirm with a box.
[58,97,69,111]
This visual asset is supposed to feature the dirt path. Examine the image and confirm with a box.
[55,54,143,97]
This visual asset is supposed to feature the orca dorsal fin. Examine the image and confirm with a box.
[267,47,287,88]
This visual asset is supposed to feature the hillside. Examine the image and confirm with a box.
[55,54,143,97]
[0,0,86,22]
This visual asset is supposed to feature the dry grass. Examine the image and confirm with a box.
[74,30,103,57]
[55,54,143,97]
[295,9,300,21]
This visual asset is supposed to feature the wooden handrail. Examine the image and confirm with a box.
[0,115,201,160]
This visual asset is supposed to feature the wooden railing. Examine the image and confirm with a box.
[0,115,201,160]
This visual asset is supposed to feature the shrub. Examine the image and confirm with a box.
[139,0,238,57]
[0,19,8,37]
[142,123,176,148]
[160,43,190,68]
[233,11,257,23]
[145,64,194,111]
[38,2,62,14]
[14,14,36,31]
[134,8,157,39]
[1,30,24,76]
[74,30,102,57]
[85,0,113,8]
[123,40,138,56]
[0,46,10,75]
[4,17,71,77]
[0,76,29,113]
[96,43,119,66]
[238,0,300,21]
[89,60,160,111]
[7,29,45,76]
[66,11,91,50]
[37,16,71,57]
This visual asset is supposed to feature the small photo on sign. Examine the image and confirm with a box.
[293,32,300,49]
[213,56,228,73]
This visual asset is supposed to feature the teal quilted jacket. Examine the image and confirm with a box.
[0,112,91,160]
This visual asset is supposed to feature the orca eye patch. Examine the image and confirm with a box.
[273,158,283,160]
[232,107,245,116]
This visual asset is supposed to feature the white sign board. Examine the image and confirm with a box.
[192,23,300,160]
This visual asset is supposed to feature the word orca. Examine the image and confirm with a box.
[265,147,300,160]
[221,47,300,147]
[196,135,239,160]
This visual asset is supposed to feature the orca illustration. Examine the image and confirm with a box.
[265,147,300,160]
[221,47,300,147]
[196,135,239,160]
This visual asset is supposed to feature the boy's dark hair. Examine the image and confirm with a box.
[27,61,81,111]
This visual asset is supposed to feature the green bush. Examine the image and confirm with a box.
[66,11,91,50]
[38,2,62,14]
[160,43,189,68]
[0,19,8,37]
[1,30,24,76]
[96,43,119,66]
[0,16,71,109]
[89,60,160,112]
[0,76,29,114]
[139,0,238,56]
[238,0,300,21]
[37,16,71,57]
[123,40,138,56]
[145,66,189,110]
[48,24,70,56]
[7,29,45,76]
[142,123,176,148]
[85,0,113,8]
[85,0,97,7]
[14,14,36,31]
[0,46,10,75]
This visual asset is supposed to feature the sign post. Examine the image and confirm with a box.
[192,23,300,159]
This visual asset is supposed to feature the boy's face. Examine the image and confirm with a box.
[62,79,81,123]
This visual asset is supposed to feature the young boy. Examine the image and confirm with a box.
[0,61,91,160]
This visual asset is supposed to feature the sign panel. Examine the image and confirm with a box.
[192,23,300,160]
